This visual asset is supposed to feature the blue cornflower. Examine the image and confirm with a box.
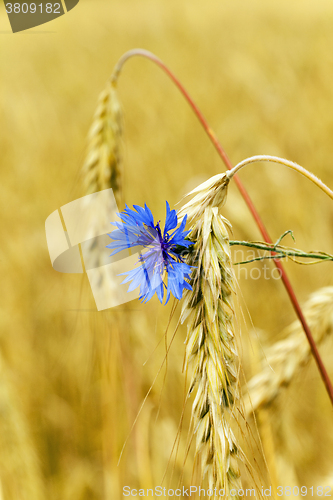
[107,202,194,304]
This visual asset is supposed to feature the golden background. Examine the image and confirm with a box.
[1,0,333,498]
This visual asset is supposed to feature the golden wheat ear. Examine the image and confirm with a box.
[181,206,244,496]
[78,82,124,304]
[243,287,333,417]
[81,81,123,205]
[178,172,230,222]
[177,170,249,497]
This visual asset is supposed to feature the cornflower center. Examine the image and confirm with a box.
[154,221,171,263]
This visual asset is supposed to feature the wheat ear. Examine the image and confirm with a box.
[79,81,124,296]
[81,80,122,205]
[244,287,333,417]
[179,175,244,498]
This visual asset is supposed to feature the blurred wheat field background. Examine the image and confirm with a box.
[1,0,333,498]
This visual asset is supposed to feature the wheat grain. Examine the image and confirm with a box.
[180,171,244,497]
[181,207,242,497]
[81,81,123,205]
[244,287,333,417]
[178,173,229,222]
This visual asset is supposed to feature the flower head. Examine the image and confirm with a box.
[107,202,193,303]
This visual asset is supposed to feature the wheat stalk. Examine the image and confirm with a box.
[179,175,246,498]
[79,81,126,493]
[81,80,123,205]
[244,287,333,417]
[0,354,44,500]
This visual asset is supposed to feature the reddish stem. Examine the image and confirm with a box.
[112,49,333,406]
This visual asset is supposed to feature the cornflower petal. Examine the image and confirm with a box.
[164,201,178,236]
[108,201,194,303]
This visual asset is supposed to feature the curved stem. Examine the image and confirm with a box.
[228,155,333,201]
[111,49,233,170]
[111,48,333,407]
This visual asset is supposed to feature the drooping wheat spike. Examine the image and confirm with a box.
[179,174,245,498]
[244,287,333,417]
[81,80,122,205]
[179,172,230,222]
